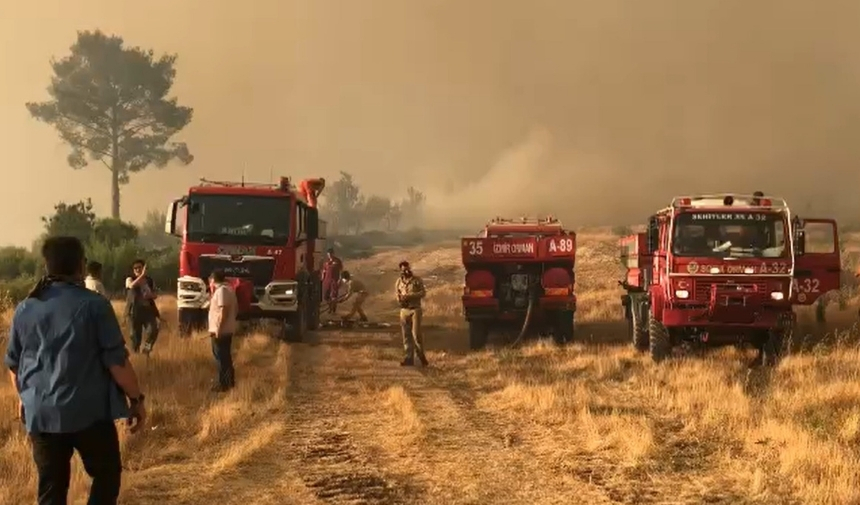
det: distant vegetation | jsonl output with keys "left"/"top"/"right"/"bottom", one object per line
{"left": 0, "top": 201, "right": 179, "bottom": 310}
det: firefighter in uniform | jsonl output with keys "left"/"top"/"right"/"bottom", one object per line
{"left": 395, "top": 261, "right": 428, "bottom": 366}
{"left": 322, "top": 248, "right": 343, "bottom": 314}
{"left": 338, "top": 271, "right": 369, "bottom": 322}
{"left": 299, "top": 178, "right": 325, "bottom": 208}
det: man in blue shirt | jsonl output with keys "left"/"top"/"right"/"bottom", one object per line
{"left": 4, "top": 236, "right": 147, "bottom": 505}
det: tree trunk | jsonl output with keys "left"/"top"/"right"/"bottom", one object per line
{"left": 111, "top": 164, "right": 120, "bottom": 219}
{"left": 110, "top": 108, "right": 121, "bottom": 219}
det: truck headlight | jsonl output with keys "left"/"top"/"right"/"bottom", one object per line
{"left": 675, "top": 289, "right": 689, "bottom": 299}
{"left": 770, "top": 292, "right": 784, "bottom": 301}
{"left": 179, "top": 281, "right": 204, "bottom": 292}
{"left": 269, "top": 286, "right": 295, "bottom": 296}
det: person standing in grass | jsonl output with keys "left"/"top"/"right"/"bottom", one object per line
{"left": 395, "top": 260, "right": 429, "bottom": 367}
{"left": 208, "top": 269, "right": 239, "bottom": 392}
{"left": 321, "top": 248, "right": 344, "bottom": 314}
{"left": 125, "top": 259, "right": 160, "bottom": 355}
{"left": 4, "top": 236, "right": 147, "bottom": 505}
{"left": 84, "top": 260, "right": 108, "bottom": 297}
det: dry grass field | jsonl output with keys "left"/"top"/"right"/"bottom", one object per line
{"left": 3, "top": 229, "right": 860, "bottom": 505}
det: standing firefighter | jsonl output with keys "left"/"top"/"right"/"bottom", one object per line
{"left": 322, "top": 248, "right": 343, "bottom": 314}
{"left": 395, "top": 261, "right": 429, "bottom": 367}
{"left": 125, "top": 259, "right": 160, "bottom": 354}
{"left": 299, "top": 177, "right": 325, "bottom": 208}
{"left": 339, "top": 271, "right": 369, "bottom": 322}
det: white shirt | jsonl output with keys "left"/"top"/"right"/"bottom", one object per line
{"left": 85, "top": 276, "right": 107, "bottom": 297}
{"left": 208, "top": 284, "right": 239, "bottom": 336}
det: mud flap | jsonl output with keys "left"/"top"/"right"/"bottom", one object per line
{"left": 793, "top": 218, "right": 841, "bottom": 305}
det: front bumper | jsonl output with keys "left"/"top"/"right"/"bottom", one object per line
{"left": 176, "top": 276, "right": 301, "bottom": 314}
{"left": 662, "top": 304, "right": 790, "bottom": 329}
{"left": 462, "top": 295, "right": 576, "bottom": 320}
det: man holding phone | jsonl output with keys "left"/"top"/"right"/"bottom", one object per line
{"left": 4, "top": 236, "right": 146, "bottom": 505}
{"left": 125, "top": 258, "right": 160, "bottom": 354}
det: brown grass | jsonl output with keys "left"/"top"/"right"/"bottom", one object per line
{"left": 3, "top": 231, "right": 860, "bottom": 504}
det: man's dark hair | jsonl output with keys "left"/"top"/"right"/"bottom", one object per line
{"left": 399, "top": 261, "right": 410, "bottom": 269}
{"left": 86, "top": 260, "right": 103, "bottom": 277}
{"left": 132, "top": 259, "right": 146, "bottom": 269}
{"left": 210, "top": 269, "right": 226, "bottom": 283}
{"left": 327, "top": 247, "right": 335, "bottom": 254}
{"left": 41, "top": 236, "right": 85, "bottom": 277}
{"left": 341, "top": 270, "right": 351, "bottom": 280}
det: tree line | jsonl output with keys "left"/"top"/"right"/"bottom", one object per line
{"left": 320, "top": 171, "right": 426, "bottom": 235}
{"left": 0, "top": 201, "right": 179, "bottom": 310}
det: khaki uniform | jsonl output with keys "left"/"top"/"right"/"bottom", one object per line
{"left": 395, "top": 275, "right": 427, "bottom": 359}
{"left": 341, "top": 278, "right": 369, "bottom": 321}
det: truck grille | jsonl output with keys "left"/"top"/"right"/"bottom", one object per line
{"left": 198, "top": 255, "right": 276, "bottom": 288}
{"left": 694, "top": 279, "right": 769, "bottom": 302}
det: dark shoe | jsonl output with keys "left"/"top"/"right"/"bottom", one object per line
{"left": 400, "top": 358, "right": 414, "bottom": 367}
{"left": 359, "top": 315, "right": 369, "bottom": 322}
{"left": 417, "top": 352, "right": 429, "bottom": 367}
{"left": 211, "top": 382, "right": 230, "bottom": 393}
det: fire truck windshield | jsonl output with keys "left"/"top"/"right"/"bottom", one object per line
{"left": 186, "top": 194, "right": 291, "bottom": 245}
{"left": 672, "top": 211, "right": 788, "bottom": 259}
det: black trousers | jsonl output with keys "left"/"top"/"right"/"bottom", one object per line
{"left": 29, "top": 420, "right": 122, "bottom": 505}
{"left": 128, "top": 313, "right": 159, "bottom": 353}
{"left": 210, "top": 333, "right": 235, "bottom": 387}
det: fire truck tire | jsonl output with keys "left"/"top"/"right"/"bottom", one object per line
{"left": 308, "top": 278, "right": 321, "bottom": 331}
{"left": 648, "top": 317, "right": 671, "bottom": 363}
{"left": 282, "top": 305, "right": 308, "bottom": 343}
{"left": 631, "top": 307, "right": 649, "bottom": 352}
{"left": 552, "top": 310, "right": 575, "bottom": 345}
{"left": 178, "top": 308, "right": 205, "bottom": 338}
{"left": 469, "top": 320, "right": 489, "bottom": 350}
{"left": 761, "top": 316, "right": 792, "bottom": 367}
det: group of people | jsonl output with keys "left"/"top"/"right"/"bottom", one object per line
{"left": 4, "top": 236, "right": 241, "bottom": 504}
{"left": 3, "top": 239, "right": 428, "bottom": 504}
{"left": 321, "top": 248, "right": 429, "bottom": 366}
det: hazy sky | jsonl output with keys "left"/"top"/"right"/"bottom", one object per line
{"left": 3, "top": 0, "right": 860, "bottom": 246}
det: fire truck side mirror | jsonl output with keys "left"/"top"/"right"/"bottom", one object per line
{"left": 165, "top": 199, "right": 179, "bottom": 236}
{"left": 306, "top": 207, "right": 319, "bottom": 240}
{"left": 795, "top": 229, "right": 806, "bottom": 256}
{"left": 646, "top": 216, "right": 659, "bottom": 253}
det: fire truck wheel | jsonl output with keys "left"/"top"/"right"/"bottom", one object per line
{"left": 552, "top": 310, "right": 575, "bottom": 346}
{"left": 178, "top": 308, "right": 204, "bottom": 338}
{"left": 469, "top": 320, "right": 489, "bottom": 350}
{"left": 631, "top": 307, "right": 649, "bottom": 352}
{"left": 648, "top": 317, "right": 671, "bottom": 363}
{"left": 282, "top": 309, "right": 307, "bottom": 343}
{"left": 761, "top": 319, "right": 792, "bottom": 367}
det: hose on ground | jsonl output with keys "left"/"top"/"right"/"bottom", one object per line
{"left": 508, "top": 291, "right": 536, "bottom": 348}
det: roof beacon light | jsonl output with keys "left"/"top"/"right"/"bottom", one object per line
{"left": 723, "top": 195, "right": 734, "bottom": 206}
{"left": 678, "top": 198, "right": 691, "bottom": 206}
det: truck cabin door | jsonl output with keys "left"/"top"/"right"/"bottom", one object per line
{"left": 792, "top": 218, "right": 841, "bottom": 305}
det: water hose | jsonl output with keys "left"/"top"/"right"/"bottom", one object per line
{"left": 509, "top": 287, "right": 538, "bottom": 348}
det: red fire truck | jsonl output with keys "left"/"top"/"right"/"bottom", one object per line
{"left": 164, "top": 176, "right": 327, "bottom": 341}
{"left": 619, "top": 193, "right": 841, "bottom": 365}
{"left": 461, "top": 217, "right": 576, "bottom": 350}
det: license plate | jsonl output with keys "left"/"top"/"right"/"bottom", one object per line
{"left": 511, "top": 274, "right": 529, "bottom": 291}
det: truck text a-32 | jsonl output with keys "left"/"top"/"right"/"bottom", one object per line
{"left": 619, "top": 192, "right": 841, "bottom": 366}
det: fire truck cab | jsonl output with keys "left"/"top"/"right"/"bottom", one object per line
{"left": 164, "top": 176, "right": 327, "bottom": 341}
{"left": 461, "top": 216, "right": 576, "bottom": 350}
{"left": 620, "top": 193, "right": 840, "bottom": 365}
